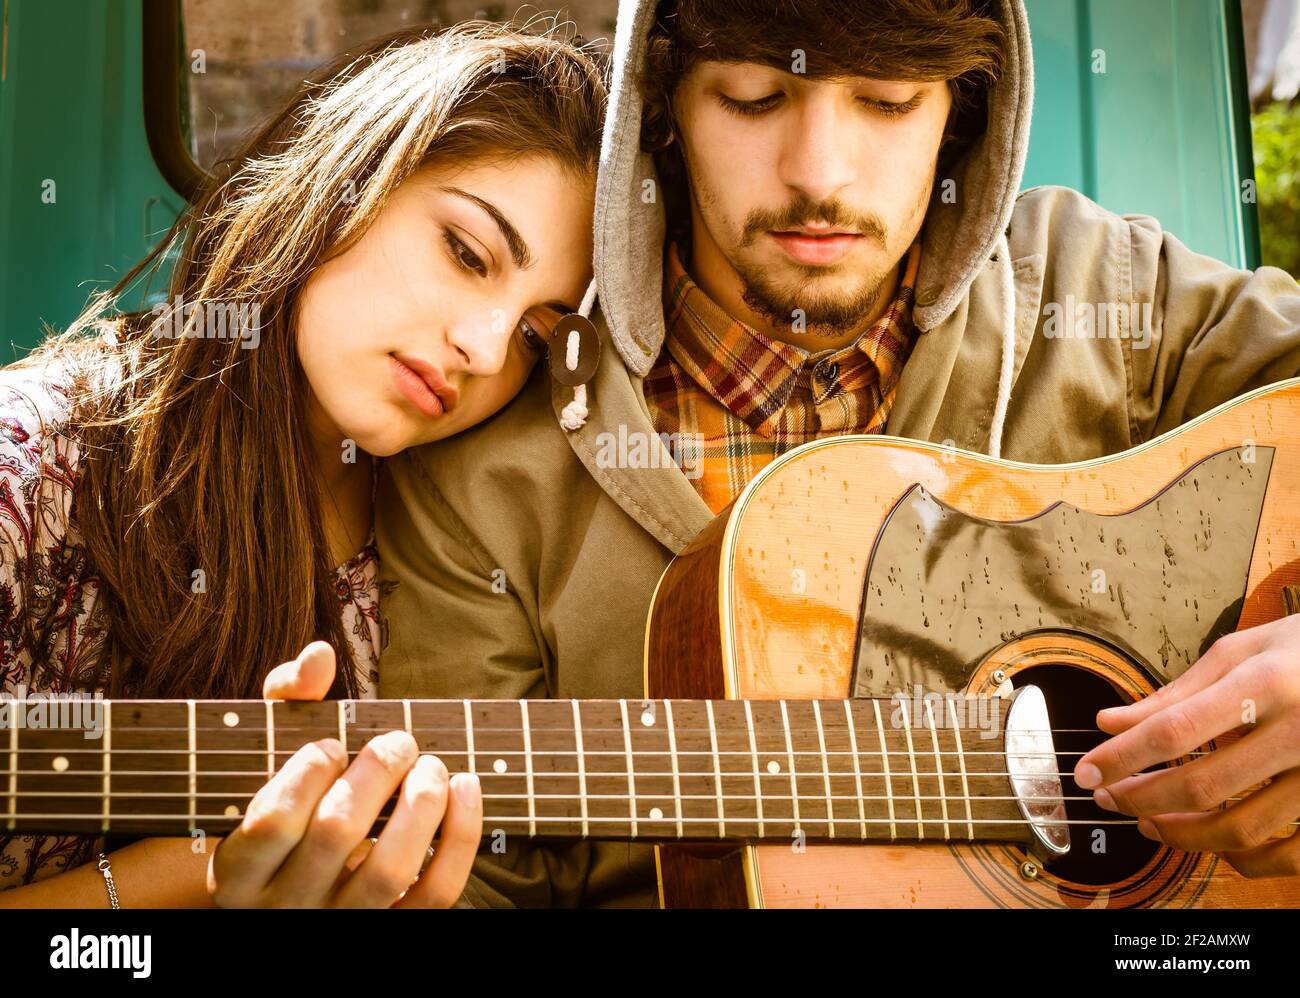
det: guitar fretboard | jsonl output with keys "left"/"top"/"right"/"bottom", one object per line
{"left": 1, "top": 697, "right": 1031, "bottom": 844}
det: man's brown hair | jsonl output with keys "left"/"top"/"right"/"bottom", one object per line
{"left": 639, "top": 0, "right": 1008, "bottom": 241}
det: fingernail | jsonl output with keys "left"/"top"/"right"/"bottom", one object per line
{"left": 317, "top": 738, "right": 348, "bottom": 768}
{"left": 416, "top": 753, "right": 447, "bottom": 784}
{"left": 1075, "top": 762, "right": 1102, "bottom": 789}
{"left": 452, "top": 772, "right": 481, "bottom": 807}
{"left": 343, "top": 837, "right": 374, "bottom": 872}
{"left": 1093, "top": 788, "right": 1117, "bottom": 812}
{"left": 1137, "top": 818, "right": 1162, "bottom": 842}
{"left": 373, "top": 730, "right": 418, "bottom": 766}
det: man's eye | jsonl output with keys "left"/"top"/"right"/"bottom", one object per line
{"left": 717, "top": 92, "right": 783, "bottom": 117}
{"left": 859, "top": 95, "right": 924, "bottom": 118}
{"left": 443, "top": 229, "right": 488, "bottom": 277}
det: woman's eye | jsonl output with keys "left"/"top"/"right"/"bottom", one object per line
{"left": 443, "top": 228, "right": 488, "bottom": 277}
{"left": 518, "top": 317, "right": 547, "bottom": 354}
{"left": 717, "top": 92, "right": 783, "bottom": 117}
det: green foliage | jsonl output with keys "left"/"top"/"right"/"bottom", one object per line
{"left": 1252, "top": 102, "right": 1300, "bottom": 278}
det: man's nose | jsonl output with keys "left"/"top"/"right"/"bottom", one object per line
{"left": 777, "top": 97, "right": 858, "bottom": 202}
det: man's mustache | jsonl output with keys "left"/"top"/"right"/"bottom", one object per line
{"left": 741, "top": 201, "right": 888, "bottom": 248}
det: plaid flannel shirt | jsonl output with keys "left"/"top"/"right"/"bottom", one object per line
{"left": 644, "top": 238, "right": 923, "bottom": 513}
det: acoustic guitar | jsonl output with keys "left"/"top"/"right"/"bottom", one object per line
{"left": 6, "top": 380, "right": 1300, "bottom": 908}
{"left": 645, "top": 376, "right": 1300, "bottom": 908}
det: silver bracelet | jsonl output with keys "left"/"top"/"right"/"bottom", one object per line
{"left": 95, "top": 852, "right": 121, "bottom": 908}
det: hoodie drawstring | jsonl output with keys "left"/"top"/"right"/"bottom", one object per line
{"left": 559, "top": 275, "right": 601, "bottom": 431}
{"left": 987, "top": 231, "right": 1016, "bottom": 460}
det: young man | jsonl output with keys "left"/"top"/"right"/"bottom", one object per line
{"left": 377, "top": 0, "right": 1300, "bottom": 906}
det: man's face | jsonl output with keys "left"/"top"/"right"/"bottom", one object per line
{"left": 670, "top": 61, "right": 952, "bottom": 339}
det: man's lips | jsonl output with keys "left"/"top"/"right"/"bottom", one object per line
{"left": 389, "top": 353, "right": 459, "bottom": 418}
{"left": 769, "top": 229, "right": 864, "bottom": 266}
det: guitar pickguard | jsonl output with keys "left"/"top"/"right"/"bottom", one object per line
{"left": 851, "top": 446, "right": 1274, "bottom": 698}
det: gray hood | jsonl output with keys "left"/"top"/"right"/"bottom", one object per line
{"left": 591, "top": 0, "right": 1035, "bottom": 382}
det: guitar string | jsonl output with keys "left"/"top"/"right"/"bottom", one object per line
{"left": 0, "top": 746, "right": 1229, "bottom": 760}
{"left": 3, "top": 811, "right": 1295, "bottom": 831}
{"left": 0, "top": 787, "right": 1278, "bottom": 807}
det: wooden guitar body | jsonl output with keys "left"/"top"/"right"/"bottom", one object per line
{"left": 646, "top": 378, "right": 1300, "bottom": 908}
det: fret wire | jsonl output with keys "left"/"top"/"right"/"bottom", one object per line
{"left": 265, "top": 700, "right": 275, "bottom": 781}
{"left": 813, "top": 700, "right": 833, "bottom": 840}
{"left": 403, "top": 700, "right": 413, "bottom": 742}
{"left": 336, "top": 700, "right": 347, "bottom": 753}
{"left": 520, "top": 700, "right": 536, "bottom": 838}
{"left": 779, "top": 700, "right": 801, "bottom": 841}
{"left": 619, "top": 700, "right": 636, "bottom": 839}
{"left": 948, "top": 698, "right": 975, "bottom": 840}
{"left": 925, "top": 700, "right": 949, "bottom": 840}
{"left": 844, "top": 699, "right": 866, "bottom": 841}
{"left": 664, "top": 699, "right": 683, "bottom": 839}
{"left": 6, "top": 711, "right": 15, "bottom": 831}
{"left": 744, "top": 700, "right": 763, "bottom": 839}
{"left": 187, "top": 699, "right": 197, "bottom": 835}
{"left": 462, "top": 700, "right": 476, "bottom": 777}
{"left": 705, "top": 700, "right": 724, "bottom": 839}
{"left": 571, "top": 700, "right": 588, "bottom": 838}
{"left": 900, "top": 703, "right": 922, "bottom": 839}
{"left": 873, "top": 699, "right": 896, "bottom": 841}
{"left": 102, "top": 700, "right": 112, "bottom": 834}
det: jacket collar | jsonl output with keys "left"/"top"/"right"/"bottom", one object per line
{"left": 552, "top": 304, "right": 714, "bottom": 554}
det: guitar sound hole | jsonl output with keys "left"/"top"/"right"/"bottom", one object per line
{"left": 1010, "top": 664, "right": 1160, "bottom": 886}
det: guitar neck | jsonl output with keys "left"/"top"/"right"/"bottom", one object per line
{"left": 1, "top": 696, "right": 1034, "bottom": 845}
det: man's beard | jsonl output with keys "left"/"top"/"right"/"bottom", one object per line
{"left": 736, "top": 260, "right": 893, "bottom": 337}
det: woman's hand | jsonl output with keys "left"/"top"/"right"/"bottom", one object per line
{"left": 208, "top": 641, "right": 483, "bottom": 907}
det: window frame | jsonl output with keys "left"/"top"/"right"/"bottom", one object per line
{"left": 142, "top": 0, "right": 205, "bottom": 201}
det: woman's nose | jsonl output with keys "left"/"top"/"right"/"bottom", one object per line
{"left": 445, "top": 310, "right": 514, "bottom": 376}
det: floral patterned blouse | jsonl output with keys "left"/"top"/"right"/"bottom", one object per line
{"left": 0, "top": 363, "right": 381, "bottom": 893}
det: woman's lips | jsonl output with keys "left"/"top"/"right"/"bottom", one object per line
{"left": 389, "top": 354, "right": 445, "bottom": 419}
{"left": 769, "top": 230, "right": 863, "bottom": 266}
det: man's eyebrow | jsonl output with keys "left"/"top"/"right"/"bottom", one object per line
{"left": 438, "top": 185, "right": 534, "bottom": 270}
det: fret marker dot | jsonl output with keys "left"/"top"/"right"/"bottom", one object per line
{"left": 52, "top": 755, "right": 69, "bottom": 772}
{"left": 640, "top": 710, "right": 655, "bottom": 727}
{"left": 767, "top": 760, "right": 781, "bottom": 775}
{"left": 493, "top": 758, "right": 508, "bottom": 774}
{"left": 224, "top": 805, "right": 240, "bottom": 818}
{"left": 222, "top": 711, "right": 240, "bottom": 727}
{"left": 649, "top": 807, "right": 664, "bottom": 821}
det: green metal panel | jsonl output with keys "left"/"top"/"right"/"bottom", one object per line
{"left": 1023, "top": 0, "right": 1260, "bottom": 268}
{"left": 0, "top": 0, "right": 1265, "bottom": 358}
{"left": 0, "top": 0, "right": 184, "bottom": 361}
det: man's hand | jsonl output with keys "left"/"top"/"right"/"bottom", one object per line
{"left": 1073, "top": 615, "right": 1300, "bottom": 878}
{"left": 207, "top": 641, "right": 483, "bottom": 907}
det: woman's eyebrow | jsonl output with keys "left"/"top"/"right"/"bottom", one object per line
{"left": 437, "top": 186, "right": 535, "bottom": 271}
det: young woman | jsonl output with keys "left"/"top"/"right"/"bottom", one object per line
{"left": 0, "top": 19, "right": 605, "bottom": 907}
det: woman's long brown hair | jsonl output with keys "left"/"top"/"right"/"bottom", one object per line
{"left": 13, "top": 18, "right": 607, "bottom": 700}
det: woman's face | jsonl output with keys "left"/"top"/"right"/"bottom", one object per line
{"left": 296, "top": 155, "right": 596, "bottom": 457}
